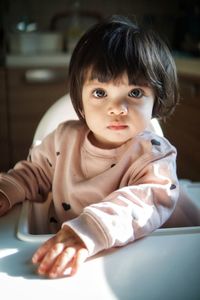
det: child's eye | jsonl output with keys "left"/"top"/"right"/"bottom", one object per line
{"left": 92, "top": 89, "right": 107, "bottom": 98}
{"left": 129, "top": 88, "right": 143, "bottom": 98}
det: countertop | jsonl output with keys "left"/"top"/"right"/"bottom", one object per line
{"left": 6, "top": 53, "right": 71, "bottom": 67}
{"left": 0, "top": 200, "right": 200, "bottom": 300}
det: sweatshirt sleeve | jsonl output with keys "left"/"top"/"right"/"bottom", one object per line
{"left": 0, "top": 129, "right": 57, "bottom": 208}
{"left": 65, "top": 136, "right": 179, "bottom": 256}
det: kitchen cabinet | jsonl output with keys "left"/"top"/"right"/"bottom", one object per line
{"left": 5, "top": 66, "right": 68, "bottom": 168}
{"left": 0, "top": 68, "right": 10, "bottom": 171}
{"left": 161, "top": 73, "right": 200, "bottom": 181}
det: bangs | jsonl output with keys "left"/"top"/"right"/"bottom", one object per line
{"left": 85, "top": 63, "right": 150, "bottom": 87}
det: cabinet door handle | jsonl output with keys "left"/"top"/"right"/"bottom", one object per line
{"left": 24, "top": 69, "right": 67, "bottom": 83}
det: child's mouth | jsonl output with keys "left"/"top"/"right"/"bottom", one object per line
{"left": 107, "top": 124, "right": 128, "bottom": 130}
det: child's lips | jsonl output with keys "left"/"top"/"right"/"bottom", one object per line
{"left": 107, "top": 124, "right": 128, "bottom": 130}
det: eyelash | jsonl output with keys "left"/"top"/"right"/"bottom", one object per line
{"left": 92, "top": 89, "right": 107, "bottom": 98}
{"left": 92, "top": 88, "right": 144, "bottom": 99}
{"left": 128, "top": 88, "right": 144, "bottom": 98}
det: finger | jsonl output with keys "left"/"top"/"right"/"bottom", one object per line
{"left": 49, "top": 247, "right": 76, "bottom": 278}
{"left": 70, "top": 248, "right": 89, "bottom": 276}
{"left": 32, "top": 228, "right": 79, "bottom": 266}
{"left": 32, "top": 235, "right": 59, "bottom": 264}
{"left": 37, "top": 243, "right": 65, "bottom": 276}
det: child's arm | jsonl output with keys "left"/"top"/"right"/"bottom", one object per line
{"left": 65, "top": 148, "right": 179, "bottom": 257}
{"left": 0, "top": 193, "right": 10, "bottom": 216}
{"left": 0, "top": 130, "right": 56, "bottom": 211}
{"left": 0, "top": 121, "right": 76, "bottom": 211}
{"left": 32, "top": 226, "right": 89, "bottom": 278}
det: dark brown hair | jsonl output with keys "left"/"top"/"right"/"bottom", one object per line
{"left": 68, "top": 15, "right": 179, "bottom": 120}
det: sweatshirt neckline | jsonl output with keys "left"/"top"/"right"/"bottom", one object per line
{"left": 83, "top": 130, "right": 132, "bottom": 158}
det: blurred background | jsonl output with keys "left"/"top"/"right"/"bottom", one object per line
{"left": 0, "top": 0, "right": 200, "bottom": 180}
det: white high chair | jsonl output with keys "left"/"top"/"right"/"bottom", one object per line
{"left": 33, "top": 94, "right": 78, "bottom": 146}
{"left": 33, "top": 94, "right": 163, "bottom": 146}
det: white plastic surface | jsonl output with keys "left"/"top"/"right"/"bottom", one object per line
{"left": 33, "top": 94, "right": 78, "bottom": 145}
{"left": 1, "top": 192, "right": 199, "bottom": 300}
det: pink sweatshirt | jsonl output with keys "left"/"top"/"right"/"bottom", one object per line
{"left": 0, "top": 120, "right": 179, "bottom": 256}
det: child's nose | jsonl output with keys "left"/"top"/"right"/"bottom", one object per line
{"left": 108, "top": 102, "right": 128, "bottom": 116}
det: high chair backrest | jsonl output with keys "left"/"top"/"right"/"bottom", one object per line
{"left": 33, "top": 94, "right": 163, "bottom": 146}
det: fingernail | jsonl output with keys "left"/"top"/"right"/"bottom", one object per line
{"left": 32, "top": 257, "right": 36, "bottom": 263}
{"left": 38, "top": 268, "right": 46, "bottom": 275}
{"left": 63, "top": 267, "right": 72, "bottom": 276}
{"left": 32, "top": 255, "right": 37, "bottom": 264}
{"left": 49, "top": 272, "right": 56, "bottom": 278}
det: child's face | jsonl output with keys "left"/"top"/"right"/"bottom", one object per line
{"left": 82, "top": 73, "right": 154, "bottom": 149}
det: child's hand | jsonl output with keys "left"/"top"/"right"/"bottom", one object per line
{"left": 32, "top": 226, "right": 89, "bottom": 278}
{"left": 0, "top": 194, "right": 10, "bottom": 217}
